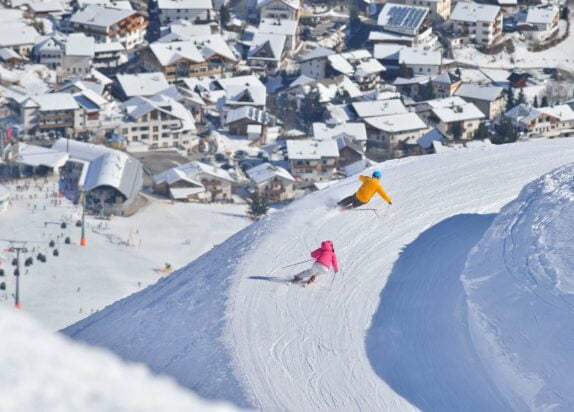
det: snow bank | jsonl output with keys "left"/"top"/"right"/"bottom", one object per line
{"left": 462, "top": 163, "right": 574, "bottom": 410}
{"left": 0, "top": 308, "right": 236, "bottom": 412}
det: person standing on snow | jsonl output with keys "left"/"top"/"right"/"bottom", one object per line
{"left": 292, "top": 240, "right": 339, "bottom": 287}
{"left": 337, "top": 171, "right": 392, "bottom": 209}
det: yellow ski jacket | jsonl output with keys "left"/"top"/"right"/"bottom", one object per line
{"left": 355, "top": 176, "right": 392, "bottom": 204}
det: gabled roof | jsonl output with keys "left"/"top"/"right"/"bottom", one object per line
{"left": 246, "top": 162, "right": 295, "bottom": 184}
{"left": 352, "top": 99, "right": 408, "bottom": 118}
{"left": 286, "top": 139, "right": 339, "bottom": 160}
{"left": 432, "top": 71, "right": 461, "bottom": 85}
{"left": 399, "top": 47, "right": 441, "bottom": 66}
{"left": 300, "top": 46, "right": 335, "bottom": 62}
{"left": 417, "top": 128, "right": 446, "bottom": 149}
{"left": 149, "top": 41, "right": 204, "bottom": 65}
{"left": 157, "top": 0, "right": 212, "bottom": 10}
{"left": 188, "top": 34, "right": 237, "bottom": 62}
{"left": 154, "top": 161, "right": 234, "bottom": 184}
{"left": 248, "top": 32, "right": 286, "bottom": 61}
{"left": 65, "top": 33, "right": 95, "bottom": 57}
{"left": 116, "top": 73, "right": 169, "bottom": 98}
{"left": 432, "top": 102, "right": 485, "bottom": 122}
{"left": 364, "top": 112, "right": 427, "bottom": 132}
{"left": 225, "top": 106, "right": 271, "bottom": 125}
{"left": 289, "top": 74, "right": 315, "bottom": 88}
{"left": 454, "top": 84, "right": 504, "bottom": 102}
{"left": 526, "top": 5, "right": 559, "bottom": 25}
{"left": 256, "top": 0, "right": 300, "bottom": 10}
{"left": 0, "top": 48, "right": 22, "bottom": 61}
{"left": 377, "top": 3, "right": 429, "bottom": 32}
{"left": 27, "top": 93, "right": 80, "bottom": 111}
{"left": 70, "top": 5, "right": 137, "bottom": 28}
{"left": 0, "top": 25, "right": 40, "bottom": 47}
{"left": 258, "top": 19, "right": 298, "bottom": 36}
{"left": 121, "top": 93, "right": 195, "bottom": 132}
{"left": 450, "top": 2, "right": 500, "bottom": 23}
{"left": 313, "top": 122, "right": 368, "bottom": 142}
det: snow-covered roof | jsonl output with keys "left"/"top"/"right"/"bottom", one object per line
{"left": 537, "top": 105, "right": 574, "bottom": 122}
{"left": 328, "top": 50, "right": 384, "bottom": 78}
{"left": 328, "top": 54, "right": 354, "bottom": 76}
{"left": 377, "top": 3, "right": 429, "bottom": 31}
{"left": 26, "top": 93, "right": 79, "bottom": 111}
{"left": 157, "top": 0, "right": 212, "bottom": 10}
{"left": 364, "top": 112, "right": 427, "bottom": 132}
{"left": 526, "top": 5, "right": 559, "bottom": 25}
{"left": 0, "top": 25, "right": 40, "bottom": 47}
{"left": 454, "top": 84, "right": 504, "bottom": 102}
{"left": 28, "top": 1, "right": 65, "bottom": 13}
{"left": 246, "top": 162, "right": 295, "bottom": 184}
{"left": 65, "top": 33, "right": 95, "bottom": 57}
{"left": 14, "top": 143, "right": 69, "bottom": 169}
{"left": 289, "top": 74, "right": 315, "bottom": 88}
{"left": 352, "top": 99, "right": 408, "bottom": 118}
{"left": 154, "top": 161, "right": 234, "bottom": 185}
{"left": 217, "top": 75, "right": 267, "bottom": 107}
{"left": 373, "top": 44, "right": 404, "bottom": 60}
{"left": 94, "top": 42, "right": 125, "bottom": 53}
{"left": 165, "top": 21, "right": 213, "bottom": 38}
{"left": 225, "top": 106, "right": 271, "bottom": 125}
{"left": 432, "top": 102, "right": 485, "bottom": 123}
{"left": 258, "top": 19, "right": 298, "bottom": 36}
{"left": 426, "top": 96, "right": 468, "bottom": 109}
{"left": 70, "top": 5, "right": 137, "bottom": 28}
{"left": 286, "top": 139, "right": 339, "bottom": 160}
{"left": 300, "top": 46, "right": 335, "bottom": 62}
{"left": 312, "top": 122, "right": 367, "bottom": 142}
{"left": 0, "top": 48, "right": 22, "bottom": 61}
{"left": 450, "top": 2, "right": 501, "bottom": 23}
{"left": 399, "top": 48, "right": 441, "bottom": 66}
{"left": 121, "top": 92, "right": 196, "bottom": 132}
{"left": 149, "top": 41, "right": 204, "bottom": 65}
{"left": 51, "top": 139, "right": 142, "bottom": 199}
{"left": 417, "top": 128, "right": 446, "bottom": 149}
{"left": 188, "top": 34, "right": 237, "bottom": 62}
{"left": 116, "top": 73, "right": 169, "bottom": 98}
{"left": 257, "top": 0, "right": 300, "bottom": 10}
{"left": 432, "top": 71, "right": 461, "bottom": 85}
{"left": 248, "top": 32, "right": 286, "bottom": 61}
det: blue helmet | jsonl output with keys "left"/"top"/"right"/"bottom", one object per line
{"left": 372, "top": 171, "right": 382, "bottom": 179}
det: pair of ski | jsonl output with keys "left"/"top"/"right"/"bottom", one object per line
{"left": 287, "top": 277, "right": 314, "bottom": 288}
{"left": 339, "top": 206, "right": 380, "bottom": 217}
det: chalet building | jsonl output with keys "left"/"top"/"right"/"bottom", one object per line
{"left": 454, "top": 84, "right": 506, "bottom": 119}
{"left": 119, "top": 91, "right": 197, "bottom": 152}
{"left": 426, "top": 97, "right": 485, "bottom": 139}
{"left": 225, "top": 106, "right": 272, "bottom": 136}
{"left": 256, "top": 0, "right": 301, "bottom": 21}
{"left": 70, "top": 5, "right": 147, "bottom": 50}
{"left": 431, "top": 71, "right": 462, "bottom": 98}
{"left": 364, "top": 112, "right": 428, "bottom": 150}
{"left": 517, "top": 105, "right": 574, "bottom": 138}
{"left": 299, "top": 47, "right": 335, "bottom": 80}
{"left": 157, "top": 0, "right": 214, "bottom": 26}
{"left": 153, "top": 161, "right": 235, "bottom": 202}
{"left": 140, "top": 36, "right": 236, "bottom": 82}
{"left": 246, "top": 162, "right": 296, "bottom": 202}
{"left": 286, "top": 139, "right": 339, "bottom": 182}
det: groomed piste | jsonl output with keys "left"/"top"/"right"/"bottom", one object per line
{"left": 64, "top": 138, "right": 574, "bottom": 411}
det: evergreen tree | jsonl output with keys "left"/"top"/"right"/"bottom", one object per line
{"left": 399, "top": 62, "right": 411, "bottom": 78}
{"left": 220, "top": 3, "right": 230, "bottom": 27}
{"left": 493, "top": 118, "right": 517, "bottom": 144}
{"left": 420, "top": 81, "right": 435, "bottom": 101}
{"left": 454, "top": 66, "right": 462, "bottom": 78}
{"left": 533, "top": 95, "right": 539, "bottom": 108}
{"left": 517, "top": 88, "right": 526, "bottom": 105}
{"left": 301, "top": 87, "right": 324, "bottom": 127}
{"left": 541, "top": 95, "right": 549, "bottom": 107}
{"left": 248, "top": 191, "right": 269, "bottom": 219}
{"left": 349, "top": 0, "right": 361, "bottom": 29}
{"left": 473, "top": 122, "right": 490, "bottom": 140}
{"left": 505, "top": 87, "right": 516, "bottom": 112}
{"left": 451, "top": 121, "right": 463, "bottom": 140}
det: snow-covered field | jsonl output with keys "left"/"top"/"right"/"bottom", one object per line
{"left": 0, "top": 308, "right": 236, "bottom": 412}
{"left": 63, "top": 138, "right": 574, "bottom": 410}
{"left": 0, "top": 179, "right": 250, "bottom": 330}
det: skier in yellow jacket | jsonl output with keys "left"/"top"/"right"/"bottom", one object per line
{"left": 337, "top": 171, "right": 392, "bottom": 209}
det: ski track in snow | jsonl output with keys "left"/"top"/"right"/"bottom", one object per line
{"left": 65, "top": 139, "right": 574, "bottom": 410}
{"left": 229, "top": 139, "right": 574, "bottom": 411}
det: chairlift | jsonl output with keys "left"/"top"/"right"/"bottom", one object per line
{"left": 0, "top": 269, "right": 4, "bottom": 277}
{"left": 49, "top": 240, "right": 55, "bottom": 248}
{"left": 61, "top": 222, "right": 67, "bottom": 229}
{"left": 53, "top": 249, "right": 59, "bottom": 257}
{"left": 24, "top": 257, "right": 33, "bottom": 267}
{"left": 0, "top": 282, "right": 5, "bottom": 291}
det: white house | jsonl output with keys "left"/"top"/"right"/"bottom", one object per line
{"left": 351, "top": 98, "right": 408, "bottom": 119}
{"left": 399, "top": 47, "right": 442, "bottom": 75}
{"left": 119, "top": 91, "right": 196, "bottom": 152}
{"left": 256, "top": 0, "right": 300, "bottom": 21}
{"left": 298, "top": 47, "right": 335, "bottom": 80}
{"left": 157, "top": 0, "right": 213, "bottom": 26}
{"left": 257, "top": 18, "right": 299, "bottom": 51}
{"left": 286, "top": 139, "right": 339, "bottom": 182}
{"left": 427, "top": 97, "right": 485, "bottom": 139}
{"left": 404, "top": 0, "right": 450, "bottom": 23}
{"left": 453, "top": 83, "right": 505, "bottom": 119}
{"left": 364, "top": 112, "right": 428, "bottom": 149}
{"left": 115, "top": 73, "right": 170, "bottom": 100}
{"left": 525, "top": 5, "right": 559, "bottom": 40}
{"left": 246, "top": 162, "right": 296, "bottom": 202}
{"left": 517, "top": 105, "right": 574, "bottom": 138}
{"left": 450, "top": 2, "right": 502, "bottom": 46}
{"left": 153, "top": 161, "right": 234, "bottom": 202}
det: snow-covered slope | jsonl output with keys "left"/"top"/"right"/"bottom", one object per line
{"left": 64, "top": 138, "right": 574, "bottom": 410}
{"left": 461, "top": 164, "right": 574, "bottom": 410}
{"left": 0, "top": 308, "right": 236, "bottom": 412}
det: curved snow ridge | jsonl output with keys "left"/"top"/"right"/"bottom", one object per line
{"left": 0, "top": 308, "right": 236, "bottom": 412}
{"left": 461, "top": 163, "right": 574, "bottom": 410}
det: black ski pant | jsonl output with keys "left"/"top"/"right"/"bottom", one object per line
{"left": 338, "top": 194, "right": 366, "bottom": 209}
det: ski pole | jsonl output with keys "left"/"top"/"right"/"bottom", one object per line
{"left": 329, "top": 270, "right": 337, "bottom": 291}
{"left": 281, "top": 259, "right": 314, "bottom": 269}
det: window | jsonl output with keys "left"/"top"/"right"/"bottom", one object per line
{"left": 153, "top": 126, "right": 158, "bottom": 132}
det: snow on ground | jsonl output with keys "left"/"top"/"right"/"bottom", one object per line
{"left": 0, "top": 178, "right": 249, "bottom": 330}
{"left": 461, "top": 164, "right": 574, "bottom": 410}
{"left": 0, "top": 308, "right": 236, "bottom": 412}
{"left": 0, "top": 65, "right": 55, "bottom": 95}
{"left": 63, "top": 137, "right": 574, "bottom": 410}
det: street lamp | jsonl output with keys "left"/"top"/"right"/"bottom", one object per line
{"left": 80, "top": 189, "right": 87, "bottom": 247}
{"left": 9, "top": 243, "right": 27, "bottom": 309}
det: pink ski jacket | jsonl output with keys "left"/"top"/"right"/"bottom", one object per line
{"left": 311, "top": 241, "right": 339, "bottom": 272}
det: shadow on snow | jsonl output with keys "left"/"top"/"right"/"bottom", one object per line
{"left": 366, "top": 214, "right": 510, "bottom": 411}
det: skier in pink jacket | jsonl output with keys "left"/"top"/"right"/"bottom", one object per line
{"left": 292, "top": 240, "right": 339, "bottom": 287}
